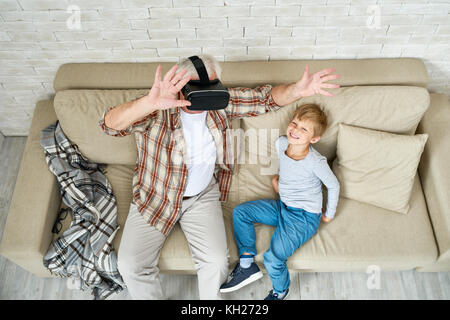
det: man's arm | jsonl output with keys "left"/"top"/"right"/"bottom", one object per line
{"left": 270, "top": 83, "right": 300, "bottom": 107}
{"left": 226, "top": 65, "right": 340, "bottom": 120}
{"left": 226, "top": 84, "right": 281, "bottom": 120}
{"left": 272, "top": 65, "right": 341, "bottom": 106}
{"left": 99, "top": 95, "right": 158, "bottom": 137}
{"left": 105, "top": 95, "right": 156, "bottom": 131}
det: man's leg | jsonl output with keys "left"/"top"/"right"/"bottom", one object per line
{"left": 178, "top": 177, "right": 229, "bottom": 300}
{"left": 117, "top": 201, "right": 166, "bottom": 300}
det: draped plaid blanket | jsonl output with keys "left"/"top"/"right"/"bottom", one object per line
{"left": 40, "top": 120, "right": 124, "bottom": 300}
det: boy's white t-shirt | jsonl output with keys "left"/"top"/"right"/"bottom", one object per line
{"left": 179, "top": 109, "right": 217, "bottom": 197}
{"left": 275, "top": 135, "right": 340, "bottom": 219}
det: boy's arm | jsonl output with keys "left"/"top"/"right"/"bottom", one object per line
{"left": 272, "top": 175, "right": 280, "bottom": 194}
{"left": 272, "top": 137, "right": 282, "bottom": 194}
{"left": 314, "top": 158, "right": 340, "bottom": 220}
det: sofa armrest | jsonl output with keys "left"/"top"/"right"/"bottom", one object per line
{"left": 0, "top": 100, "right": 61, "bottom": 277}
{"left": 416, "top": 93, "right": 450, "bottom": 272}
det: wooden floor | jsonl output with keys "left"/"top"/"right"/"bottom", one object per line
{"left": 0, "top": 136, "right": 449, "bottom": 300}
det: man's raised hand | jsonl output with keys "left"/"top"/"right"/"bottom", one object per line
{"left": 294, "top": 65, "right": 341, "bottom": 98}
{"left": 146, "top": 64, "right": 192, "bottom": 111}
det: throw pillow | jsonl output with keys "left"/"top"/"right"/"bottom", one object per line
{"left": 332, "top": 123, "right": 428, "bottom": 214}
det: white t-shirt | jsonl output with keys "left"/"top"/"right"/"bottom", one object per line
{"left": 179, "top": 109, "right": 217, "bottom": 197}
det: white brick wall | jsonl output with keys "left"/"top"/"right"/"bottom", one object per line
{"left": 0, "top": 0, "right": 449, "bottom": 135}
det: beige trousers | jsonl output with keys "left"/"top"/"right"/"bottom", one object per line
{"left": 117, "top": 176, "right": 229, "bottom": 300}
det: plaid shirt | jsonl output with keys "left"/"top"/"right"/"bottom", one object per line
{"left": 99, "top": 84, "right": 280, "bottom": 235}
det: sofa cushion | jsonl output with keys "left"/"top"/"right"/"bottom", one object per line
{"left": 332, "top": 123, "right": 428, "bottom": 214}
{"left": 52, "top": 164, "right": 436, "bottom": 273}
{"left": 223, "top": 174, "right": 437, "bottom": 271}
{"left": 54, "top": 89, "right": 148, "bottom": 165}
{"left": 241, "top": 85, "right": 430, "bottom": 163}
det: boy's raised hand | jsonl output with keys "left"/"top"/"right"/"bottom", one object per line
{"left": 294, "top": 65, "right": 341, "bottom": 98}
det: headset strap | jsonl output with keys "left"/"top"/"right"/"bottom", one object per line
{"left": 188, "top": 55, "right": 210, "bottom": 86}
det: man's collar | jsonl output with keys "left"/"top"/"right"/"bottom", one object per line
{"left": 170, "top": 107, "right": 214, "bottom": 129}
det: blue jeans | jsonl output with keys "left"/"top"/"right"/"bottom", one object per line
{"left": 233, "top": 198, "right": 321, "bottom": 293}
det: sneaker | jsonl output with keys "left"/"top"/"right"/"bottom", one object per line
{"left": 264, "top": 288, "right": 289, "bottom": 300}
{"left": 219, "top": 262, "right": 263, "bottom": 293}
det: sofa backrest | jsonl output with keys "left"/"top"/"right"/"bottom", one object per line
{"left": 53, "top": 58, "right": 429, "bottom": 92}
{"left": 52, "top": 58, "right": 430, "bottom": 166}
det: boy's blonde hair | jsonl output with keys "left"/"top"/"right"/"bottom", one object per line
{"left": 292, "top": 104, "right": 328, "bottom": 137}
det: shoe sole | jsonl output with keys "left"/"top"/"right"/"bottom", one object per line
{"left": 220, "top": 271, "right": 263, "bottom": 293}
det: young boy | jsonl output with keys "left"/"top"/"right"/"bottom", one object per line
{"left": 220, "top": 103, "right": 340, "bottom": 300}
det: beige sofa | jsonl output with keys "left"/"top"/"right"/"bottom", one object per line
{"left": 1, "top": 58, "right": 449, "bottom": 279}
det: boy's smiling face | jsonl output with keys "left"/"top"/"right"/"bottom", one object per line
{"left": 286, "top": 117, "right": 321, "bottom": 146}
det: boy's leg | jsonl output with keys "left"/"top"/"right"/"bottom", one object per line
{"left": 219, "top": 199, "right": 280, "bottom": 293}
{"left": 232, "top": 199, "right": 281, "bottom": 257}
{"left": 263, "top": 204, "right": 321, "bottom": 295}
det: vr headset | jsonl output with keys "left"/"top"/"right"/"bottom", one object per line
{"left": 181, "top": 55, "right": 230, "bottom": 111}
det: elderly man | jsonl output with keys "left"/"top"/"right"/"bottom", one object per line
{"left": 99, "top": 55, "right": 340, "bottom": 300}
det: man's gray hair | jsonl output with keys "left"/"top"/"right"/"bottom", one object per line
{"left": 176, "top": 54, "right": 222, "bottom": 80}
